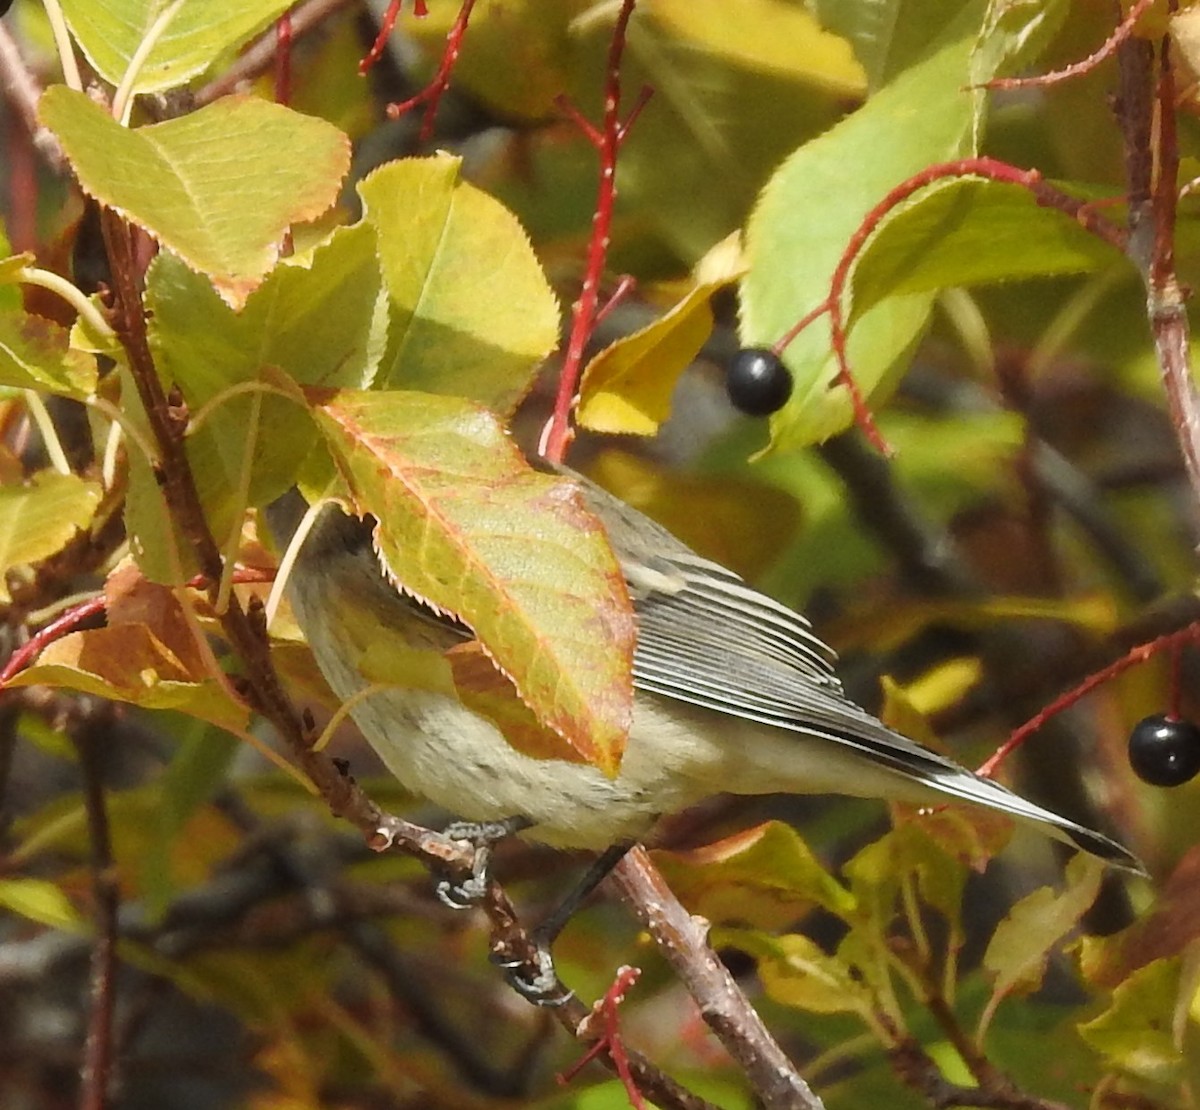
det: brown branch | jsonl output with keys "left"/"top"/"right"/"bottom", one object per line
{"left": 610, "top": 847, "right": 827, "bottom": 1110}
{"left": 72, "top": 705, "right": 121, "bottom": 1110}
{"left": 1113, "top": 24, "right": 1200, "bottom": 512}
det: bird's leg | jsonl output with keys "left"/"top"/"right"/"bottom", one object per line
{"left": 495, "top": 841, "right": 635, "bottom": 1006}
{"left": 435, "top": 816, "right": 533, "bottom": 908}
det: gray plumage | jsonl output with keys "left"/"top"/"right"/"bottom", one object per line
{"left": 269, "top": 474, "right": 1142, "bottom": 874}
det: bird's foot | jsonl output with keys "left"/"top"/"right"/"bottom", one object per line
{"left": 490, "top": 937, "right": 574, "bottom": 1007}
{"left": 435, "top": 816, "right": 531, "bottom": 909}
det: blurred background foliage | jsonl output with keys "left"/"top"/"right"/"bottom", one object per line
{"left": 1, "top": 0, "right": 1199, "bottom": 1107}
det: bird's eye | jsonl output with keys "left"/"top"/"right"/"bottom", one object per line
{"left": 727, "top": 348, "right": 793, "bottom": 416}
{"left": 1127, "top": 714, "right": 1200, "bottom": 787}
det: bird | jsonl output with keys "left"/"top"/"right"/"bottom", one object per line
{"left": 267, "top": 468, "right": 1142, "bottom": 878}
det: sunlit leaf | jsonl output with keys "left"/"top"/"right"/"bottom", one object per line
{"left": 358, "top": 155, "right": 560, "bottom": 414}
{"left": 146, "top": 223, "right": 383, "bottom": 517}
{"left": 578, "top": 235, "right": 744, "bottom": 436}
{"left": 968, "top": 0, "right": 1071, "bottom": 87}
{"left": 39, "top": 88, "right": 350, "bottom": 308}
{"left": 0, "top": 471, "right": 102, "bottom": 602}
{"left": 8, "top": 624, "right": 250, "bottom": 733}
{"left": 741, "top": 33, "right": 979, "bottom": 449}
{"left": 58, "top": 0, "right": 295, "bottom": 95}
{"left": 647, "top": 0, "right": 865, "bottom": 95}
{"left": 309, "top": 388, "right": 634, "bottom": 773}
{"left": 850, "top": 178, "right": 1123, "bottom": 317}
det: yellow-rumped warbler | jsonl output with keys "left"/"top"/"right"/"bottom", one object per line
{"left": 269, "top": 470, "right": 1140, "bottom": 874}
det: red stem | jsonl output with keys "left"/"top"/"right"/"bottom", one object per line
{"left": 977, "top": 624, "right": 1200, "bottom": 778}
{"left": 983, "top": 0, "right": 1156, "bottom": 91}
{"left": 359, "top": 0, "right": 403, "bottom": 75}
{"left": 384, "top": 0, "right": 474, "bottom": 142}
{"left": 274, "top": 12, "right": 292, "bottom": 105}
{"left": 775, "top": 156, "right": 1127, "bottom": 456}
{"left": 541, "top": 0, "right": 643, "bottom": 464}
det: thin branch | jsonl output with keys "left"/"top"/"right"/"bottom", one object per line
{"left": 610, "top": 847, "right": 827, "bottom": 1110}
{"left": 72, "top": 706, "right": 120, "bottom": 1110}
{"left": 983, "top": 0, "right": 1155, "bottom": 91}
{"left": 194, "top": 0, "right": 356, "bottom": 107}
{"left": 384, "top": 0, "right": 478, "bottom": 142}
{"left": 540, "top": 0, "right": 646, "bottom": 463}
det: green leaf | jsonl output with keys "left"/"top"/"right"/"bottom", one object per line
{"left": 654, "top": 821, "right": 857, "bottom": 929}
{"left": 359, "top": 155, "right": 560, "bottom": 414}
{"left": 740, "top": 31, "right": 980, "bottom": 449}
{"left": 0, "top": 472, "right": 102, "bottom": 602}
{"left": 309, "top": 388, "right": 635, "bottom": 773}
{"left": 982, "top": 854, "right": 1103, "bottom": 1025}
{"left": 717, "top": 926, "right": 877, "bottom": 1017}
{"left": 39, "top": 88, "right": 350, "bottom": 308}
{"left": 814, "top": 0, "right": 982, "bottom": 90}
{"left": 850, "top": 177, "right": 1124, "bottom": 315}
{"left": 58, "top": 0, "right": 295, "bottom": 95}
{"left": 0, "top": 877, "right": 85, "bottom": 931}
{"left": 646, "top": 0, "right": 865, "bottom": 96}
{"left": 146, "top": 223, "right": 384, "bottom": 517}
{"left": 1078, "top": 958, "right": 1186, "bottom": 1086}
{"left": 969, "top": 0, "right": 1071, "bottom": 87}
{"left": 0, "top": 311, "right": 97, "bottom": 397}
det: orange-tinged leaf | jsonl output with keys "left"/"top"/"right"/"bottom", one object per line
{"left": 654, "top": 821, "right": 855, "bottom": 928}
{"left": 308, "top": 388, "right": 634, "bottom": 773}
{"left": 105, "top": 560, "right": 207, "bottom": 675}
{"left": 446, "top": 642, "right": 585, "bottom": 763}
{"left": 9, "top": 625, "right": 250, "bottom": 733}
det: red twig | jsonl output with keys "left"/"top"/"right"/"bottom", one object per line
{"left": 383, "top": 0, "right": 472, "bottom": 142}
{"left": 983, "top": 0, "right": 1156, "bottom": 91}
{"left": 540, "top": 0, "right": 648, "bottom": 464}
{"left": 1169, "top": 640, "right": 1184, "bottom": 720}
{"left": 977, "top": 624, "right": 1200, "bottom": 779}
{"left": 0, "top": 595, "right": 107, "bottom": 687}
{"left": 775, "top": 157, "right": 1128, "bottom": 457}
{"left": 558, "top": 966, "right": 646, "bottom": 1109}
{"left": 360, "top": 0, "right": 406, "bottom": 74}
{"left": 0, "top": 568, "right": 277, "bottom": 689}
{"left": 593, "top": 274, "right": 638, "bottom": 328}
{"left": 274, "top": 11, "right": 292, "bottom": 105}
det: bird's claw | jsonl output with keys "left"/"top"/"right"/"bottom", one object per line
{"left": 490, "top": 943, "right": 574, "bottom": 1007}
{"left": 433, "top": 816, "right": 530, "bottom": 909}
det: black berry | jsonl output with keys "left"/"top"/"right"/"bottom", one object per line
{"left": 1127, "top": 714, "right": 1200, "bottom": 787}
{"left": 727, "top": 347, "right": 793, "bottom": 416}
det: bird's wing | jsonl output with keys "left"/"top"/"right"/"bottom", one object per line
{"left": 625, "top": 545, "right": 1143, "bottom": 873}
